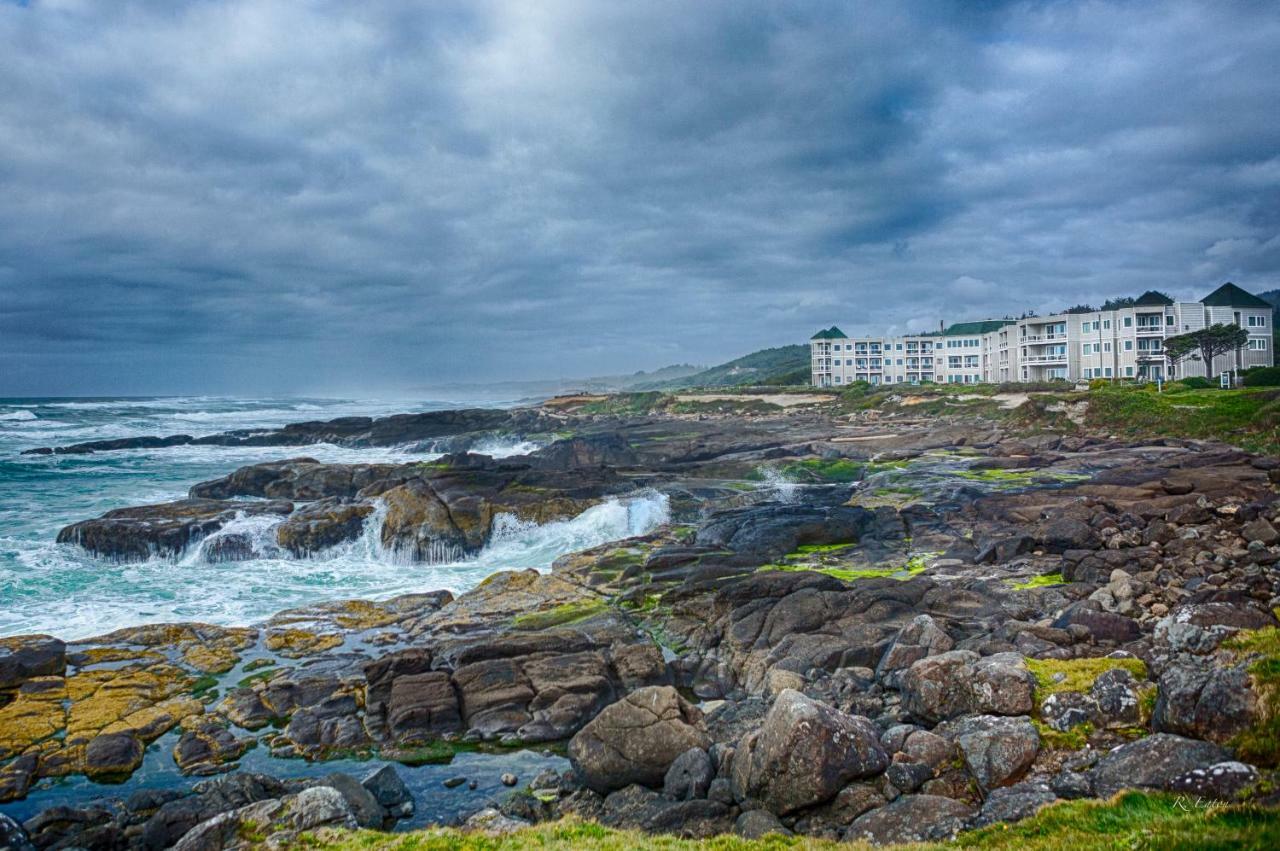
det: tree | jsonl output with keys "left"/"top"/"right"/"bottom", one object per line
{"left": 1099, "top": 296, "right": 1137, "bottom": 311}
{"left": 1163, "top": 323, "right": 1250, "bottom": 380}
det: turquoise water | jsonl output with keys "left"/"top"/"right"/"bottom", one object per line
{"left": 0, "top": 397, "right": 668, "bottom": 640}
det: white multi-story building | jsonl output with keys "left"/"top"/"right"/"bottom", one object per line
{"left": 811, "top": 283, "right": 1273, "bottom": 387}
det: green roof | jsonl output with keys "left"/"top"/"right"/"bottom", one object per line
{"left": 1200, "top": 282, "right": 1272, "bottom": 309}
{"left": 809, "top": 326, "right": 847, "bottom": 340}
{"left": 942, "top": 319, "right": 1013, "bottom": 336}
{"left": 1134, "top": 290, "right": 1174, "bottom": 306}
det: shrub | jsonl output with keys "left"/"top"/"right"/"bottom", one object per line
{"left": 1177, "top": 376, "right": 1215, "bottom": 389}
{"left": 1243, "top": 365, "right": 1280, "bottom": 387}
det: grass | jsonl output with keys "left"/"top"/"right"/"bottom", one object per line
{"left": 292, "top": 792, "right": 1280, "bottom": 850}
{"left": 1025, "top": 656, "right": 1151, "bottom": 750}
{"left": 1026, "top": 656, "right": 1149, "bottom": 699}
{"left": 511, "top": 599, "right": 608, "bottom": 630}
{"left": 1223, "top": 626, "right": 1280, "bottom": 767}
{"left": 1010, "top": 572, "right": 1065, "bottom": 590}
{"left": 1085, "top": 384, "right": 1280, "bottom": 455}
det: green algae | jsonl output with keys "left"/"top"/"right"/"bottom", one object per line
{"left": 1010, "top": 572, "right": 1065, "bottom": 590}
{"left": 512, "top": 599, "right": 608, "bottom": 630}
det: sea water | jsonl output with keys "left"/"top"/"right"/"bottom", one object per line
{"left": 0, "top": 397, "right": 669, "bottom": 640}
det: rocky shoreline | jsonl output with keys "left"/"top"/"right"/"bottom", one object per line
{"left": 3, "top": 392, "right": 1279, "bottom": 848}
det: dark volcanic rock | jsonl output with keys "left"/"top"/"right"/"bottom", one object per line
{"left": 695, "top": 502, "right": 891, "bottom": 562}
{"left": 275, "top": 498, "right": 375, "bottom": 555}
{"left": 1089, "top": 734, "right": 1230, "bottom": 798}
{"left": 57, "top": 498, "right": 293, "bottom": 561}
{"left": 0, "top": 634, "right": 66, "bottom": 691}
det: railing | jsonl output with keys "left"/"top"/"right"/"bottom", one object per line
{"left": 1021, "top": 354, "right": 1068, "bottom": 364}
{"left": 1135, "top": 326, "right": 1164, "bottom": 335}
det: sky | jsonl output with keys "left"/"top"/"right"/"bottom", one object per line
{"left": 1, "top": 0, "right": 1278, "bottom": 396}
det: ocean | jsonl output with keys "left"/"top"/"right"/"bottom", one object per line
{"left": 0, "top": 396, "right": 669, "bottom": 640}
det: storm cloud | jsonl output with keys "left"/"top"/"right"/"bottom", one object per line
{"left": 1, "top": 0, "right": 1277, "bottom": 394}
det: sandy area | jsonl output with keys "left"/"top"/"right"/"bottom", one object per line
{"left": 675, "top": 393, "right": 835, "bottom": 408}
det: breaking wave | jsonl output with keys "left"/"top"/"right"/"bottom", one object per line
{"left": 2, "top": 491, "right": 669, "bottom": 640}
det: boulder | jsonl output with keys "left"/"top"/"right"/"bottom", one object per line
{"left": 663, "top": 747, "right": 714, "bottom": 801}
{"left": 970, "top": 780, "right": 1057, "bottom": 828}
{"left": 361, "top": 765, "right": 414, "bottom": 818}
{"left": 1153, "top": 661, "right": 1257, "bottom": 745}
{"left": 935, "top": 715, "right": 1039, "bottom": 792}
{"left": 275, "top": 498, "right": 374, "bottom": 555}
{"left": 1089, "top": 734, "right": 1230, "bottom": 798}
{"left": 568, "top": 686, "right": 710, "bottom": 794}
{"left": 876, "top": 615, "right": 954, "bottom": 686}
{"left": 598, "top": 784, "right": 733, "bottom": 838}
{"left": 730, "top": 689, "right": 888, "bottom": 815}
{"left": 735, "top": 809, "right": 790, "bottom": 839}
{"left": 845, "top": 794, "right": 975, "bottom": 844}
{"left": 84, "top": 733, "right": 144, "bottom": 779}
{"left": 1167, "top": 761, "right": 1259, "bottom": 801}
{"left": 0, "top": 635, "right": 66, "bottom": 691}
{"left": 900, "top": 651, "right": 1035, "bottom": 723}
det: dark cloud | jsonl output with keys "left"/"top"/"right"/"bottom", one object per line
{"left": 0, "top": 0, "right": 1277, "bottom": 395}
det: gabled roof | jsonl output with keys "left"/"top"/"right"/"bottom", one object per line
{"left": 942, "top": 319, "right": 1013, "bottom": 336}
{"left": 810, "top": 326, "right": 847, "bottom": 340}
{"left": 1133, "top": 290, "right": 1174, "bottom": 306}
{"left": 1200, "top": 282, "right": 1272, "bottom": 309}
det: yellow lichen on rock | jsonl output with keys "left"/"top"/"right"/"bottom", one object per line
{"left": 0, "top": 677, "right": 66, "bottom": 758}
{"left": 64, "top": 664, "right": 195, "bottom": 742}
{"left": 183, "top": 643, "right": 240, "bottom": 674}
{"left": 265, "top": 629, "right": 345, "bottom": 658}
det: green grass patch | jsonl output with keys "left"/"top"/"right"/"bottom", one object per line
{"left": 1026, "top": 656, "right": 1149, "bottom": 700}
{"left": 1224, "top": 626, "right": 1280, "bottom": 767}
{"left": 1085, "top": 385, "right": 1280, "bottom": 455}
{"left": 293, "top": 791, "right": 1280, "bottom": 849}
{"left": 1032, "top": 718, "right": 1093, "bottom": 751}
{"left": 512, "top": 599, "right": 608, "bottom": 630}
{"left": 1010, "top": 572, "right": 1065, "bottom": 590}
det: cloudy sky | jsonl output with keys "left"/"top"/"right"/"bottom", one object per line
{"left": 1, "top": 0, "right": 1277, "bottom": 396}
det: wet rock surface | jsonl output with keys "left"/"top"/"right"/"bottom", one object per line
{"left": 6, "top": 398, "right": 1280, "bottom": 847}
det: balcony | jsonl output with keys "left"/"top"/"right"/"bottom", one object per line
{"left": 1022, "top": 354, "right": 1068, "bottom": 365}
{"left": 1135, "top": 326, "right": 1164, "bottom": 336}
{"left": 1023, "top": 333, "right": 1066, "bottom": 343}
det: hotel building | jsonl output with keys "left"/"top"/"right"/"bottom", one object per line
{"left": 811, "top": 283, "right": 1273, "bottom": 387}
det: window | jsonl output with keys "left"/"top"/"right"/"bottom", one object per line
{"left": 1124, "top": 317, "right": 1132, "bottom": 327}
{"left": 1249, "top": 315, "right": 1268, "bottom": 327}
{"left": 1104, "top": 367, "right": 1113, "bottom": 377}
{"left": 1166, "top": 315, "right": 1174, "bottom": 326}
{"left": 1124, "top": 340, "right": 1133, "bottom": 351}
{"left": 1084, "top": 368, "right": 1093, "bottom": 378}
{"left": 833, "top": 376, "right": 842, "bottom": 384}
{"left": 1081, "top": 322, "right": 1089, "bottom": 333}
{"left": 1125, "top": 366, "right": 1134, "bottom": 377}
{"left": 1249, "top": 338, "right": 1269, "bottom": 351}
{"left": 832, "top": 344, "right": 841, "bottom": 351}
{"left": 1104, "top": 342, "right": 1111, "bottom": 352}
{"left": 896, "top": 343, "right": 904, "bottom": 350}
{"left": 1103, "top": 320, "right": 1111, "bottom": 329}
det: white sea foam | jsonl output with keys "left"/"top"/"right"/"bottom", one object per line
{"left": 0, "top": 410, "right": 37, "bottom": 421}
{"left": 761, "top": 467, "right": 800, "bottom": 503}
{"left": 0, "top": 491, "right": 669, "bottom": 640}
